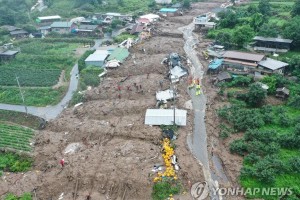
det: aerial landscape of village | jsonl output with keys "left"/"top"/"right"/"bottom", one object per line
{"left": 1, "top": 0, "right": 300, "bottom": 199}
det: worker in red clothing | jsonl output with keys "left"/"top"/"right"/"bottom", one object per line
{"left": 60, "top": 158, "right": 65, "bottom": 167}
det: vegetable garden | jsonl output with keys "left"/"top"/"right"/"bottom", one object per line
{"left": 0, "top": 40, "right": 80, "bottom": 105}
{"left": 0, "top": 68, "right": 61, "bottom": 87}
{"left": 0, "top": 123, "right": 34, "bottom": 152}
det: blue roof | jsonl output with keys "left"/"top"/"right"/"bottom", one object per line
{"left": 159, "top": 8, "right": 178, "bottom": 13}
{"left": 209, "top": 59, "right": 223, "bottom": 70}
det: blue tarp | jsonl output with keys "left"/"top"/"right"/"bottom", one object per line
{"left": 209, "top": 59, "right": 223, "bottom": 70}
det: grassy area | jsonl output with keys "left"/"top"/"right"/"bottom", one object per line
{"left": 4, "top": 193, "right": 32, "bottom": 200}
{"left": 0, "top": 123, "right": 34, "bottom": 152}
{"left": 152, "top": 179, "right": 181, "bottom": 200}
{"left": 0, "top": 152, "right": 33, "bottom": 172}
{"left": 0, "top": 110, "right": 40, "bottom": 129}
{"left": 0, "top": 86, "right": 67, "bottom": 106}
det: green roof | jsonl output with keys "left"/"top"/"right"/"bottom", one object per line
{"left": 107, "top": 48, "right": 129, "bottom": 62}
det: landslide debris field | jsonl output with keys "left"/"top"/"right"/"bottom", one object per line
{"left": 0, "top": 2, "right": 223, "bottom": 199}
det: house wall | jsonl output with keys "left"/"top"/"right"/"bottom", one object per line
{"left": 85, "top": 60, "right": 105, "bottom": 67}
{"left": 255, "top": 41, "right": 291, "bottom": 50}
{"left": 52, "top": 27, "right": 70, "bottom": 34}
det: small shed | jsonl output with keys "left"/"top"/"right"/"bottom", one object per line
{"left": 258, "top": 58, "right": 288, "bottom": 75}
{"left": 85, "top": 50, "right": 109, "bottom": 67}
{"left": 276, "top": 87, "right": 289, "bottom": 99}
{"left": 145, "top": 109, "right": 187, "bottom": 126}
{"left": 0, "top": 50, "right": 19, "bottom": 61}
{"left": 217, "top": 71, "right": 232, "bottom": 82}
{"left": 10, "top": 30, "right": 29, "bottom": 38}
{"left": 107, "top": 48, "right": 129, "bottom": 63}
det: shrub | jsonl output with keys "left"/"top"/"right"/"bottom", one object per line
{"left": 230, "top": 139, "right": 248, "bottom": 155}
{"left": 81, "top": 67, "right": 103, "bottom": 87}
{"left": 152, "top": 180, "right": 181, "bottom": 200}
{"left": 244, "top": 153, "right": 260, "bottom": 165}
{"left": 78, "top": 50, "right": 95, "bottom": 71}
{"left": 289, "top": 157, "right": 300, "bottom": 173}
{"left": 0, "top": 153, "right": 32, "bottom": 172}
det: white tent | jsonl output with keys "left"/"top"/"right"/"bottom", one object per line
{"left": 145, "top": 109, "right": 187, "bottom": 126}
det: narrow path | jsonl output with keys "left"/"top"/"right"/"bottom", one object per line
{"left": 179, "top": 23, "right": 223, "bottom": 199}
{"left": 0, "top": 64, "right": 79, "bottom": 120}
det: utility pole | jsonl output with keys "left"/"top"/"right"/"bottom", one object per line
{"left": 16, "top": 75, "right": 28, "bottom": 115}
{"left": 170, "top": 76, "right": 177, "bottom": 125}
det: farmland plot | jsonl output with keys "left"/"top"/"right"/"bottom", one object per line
{"left": 0, "top": 40, "right": 80, "bottom": 106}
{"left": 0, "top": 123, "right": 34, "bottom": 152}
{"left": 0, "top": 68, "right": 61, "bottom": 87}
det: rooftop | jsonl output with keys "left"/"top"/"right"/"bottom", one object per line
{"left": 107, "top": 48, "right": 129, "bottom": 63}
{"left": 38, "top": 15, "right": 61, "bottom": 20}
{"left": 159, "top": 8, "right": 178, "bottom": 13}
{"left": 130, "top": 24, "right": 144, "bottom": 34}
{"left": 10, "top": 30, "right": 28, "bottom": 35}
{"left": 258, "top": 58, "right": 289, "bottom": 70}
{"left": 85, "top": 50, "right": 109, "bottom": 62}
{"left": 209, "top": 59, "right": 223, "bottom": 70}
{"left": 253, "top": 36, "right": 293, "bottom": 44}
{"left": 223, "top": 51, "right": 265, "bottom": 62}
{"left": 0, "top": 50, "right": 19, "bottom": 56}
{"left": 78, "top": 25, "right": 98, "bottom": 30}
{"left": 145, "top": 109, "right": 187, "bottom": 126}
{"left": 217, "top": 71, "right": 231, "bottom": 81}
{"left": 1, "top": 25, "right": 21, "bottom": 32}
{"left": 51, "top": 22, "right": 73, "bottom": 28}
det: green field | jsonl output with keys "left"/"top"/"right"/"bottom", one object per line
{"left": 0, "top": 86, "right": 67, "bottom": 106}
{"left": 0, "top": 40, "right": 79, "bottom": 106}
{"left": 40, "top": 0, "right": 153, "bottom": 17}
{"left": 0, "top": 123, "right": 34, "bottom": 152}
{"left": 0, "top": 68, "right": 61, "bottom": 87}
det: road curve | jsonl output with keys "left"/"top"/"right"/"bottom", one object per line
{"left": 0, "top": 64, "right": 79, "bottom": 120}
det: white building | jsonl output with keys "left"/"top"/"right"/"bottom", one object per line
{"left": 85, "top": 50, "right": 109, "bottom": 67}
{"left": 145, "top": 109, "right": 187, "bottom": 126}
{"left": 155, "top": 0, "right": 172, "bottom": 4}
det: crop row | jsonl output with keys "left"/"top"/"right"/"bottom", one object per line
{"left": 0, "top": 123, "right": 34, "bottom": 152}
{"left": 0, "top": 68, "right": 61, "bottom": 87}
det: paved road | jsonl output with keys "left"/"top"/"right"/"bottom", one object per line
{"left": 179, "top": 23, "right": 220, "bottom": 199}
{"left": 0, "top": 64, "right": 79, "bottom": 120}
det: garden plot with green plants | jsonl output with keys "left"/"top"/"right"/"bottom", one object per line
{"left": 0, "top": 40, "right": 79, "bottom": 106}
{"left": 0, "top": 123, "right": 35, "bottom": 152}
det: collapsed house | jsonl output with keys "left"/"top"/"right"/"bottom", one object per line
{"left": 156, "top": 89, "right": 176, "bottom": 103}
